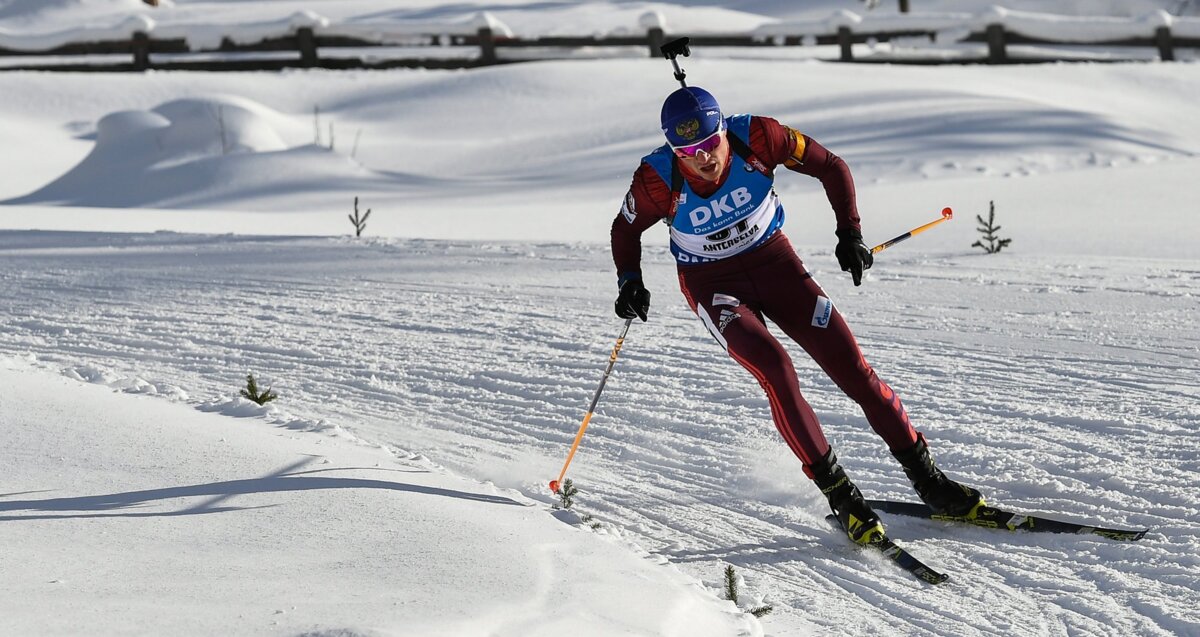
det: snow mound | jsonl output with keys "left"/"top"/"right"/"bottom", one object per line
{"left": 6, "top": 95, "right": 385, "bottom": 208}
{"left": 63, "top": 363, "right": 189, "bottom": 399}
{"left": 148, "top": 96, "right": 290, "bottom": 156}
{"left": 197, "top": 396, "right": 280, "bottom": 419}
{"left": 198, "top": 396, "right": 365, "bottom": 443}
{"left": 0, "top": 0, "right": 160, "bottom": 23}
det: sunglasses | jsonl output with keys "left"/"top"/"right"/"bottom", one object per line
{"left": 672, "top": 128, "right": 725, "bottom": 159}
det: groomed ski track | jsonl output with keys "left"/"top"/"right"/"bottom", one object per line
{"left": 1, "top": 229, "right": 1196, "bottom": 636}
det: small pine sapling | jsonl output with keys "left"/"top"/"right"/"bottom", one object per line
{"left": 723, "top": 565, "right": 739, "bottom": 604}
{"left": 240, "top": 373, "right": 278, "bottom": 405}
{"left": 972, "top": 200, "right": 1013, "bottom": 254}
{"left": 349, "top": 197, "right": 372, "bottom": 238}
{"left": 554, "top": 478, "right": 579, "bottom": 509}
{"left": 723, "top": 565, "right": 773, "bottom": 618}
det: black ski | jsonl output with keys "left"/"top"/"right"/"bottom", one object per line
{"left": 825, "top": 515, "right": 949, "bottom": 585}
{"left": 867, "top": 500, "right": 1148, "bottom": 541}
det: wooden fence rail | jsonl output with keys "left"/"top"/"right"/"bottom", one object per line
{"left": 0, "top": 19, "right": 1196, "bottom": 72}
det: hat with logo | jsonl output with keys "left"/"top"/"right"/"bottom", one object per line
{"left": 660, "top": 86, "right": 723, "bottom": 148}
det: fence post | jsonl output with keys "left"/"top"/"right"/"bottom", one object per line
{"left": 478, "top": 26, "right": 497, "bottom": 64}
{"left": 647, "top": 26, "right": 664, "bottom": 58}
{"left": 986, "top": 23, "right": 1007, "bottom": 63}
{"left": 297, "top": 27, "right": 318, "bottom": 67}
{"left": 132, "top": 31, "right": 151, "bottom": 70}
{"left": 899, "top": 0, "right": 910, "bottom": 12}
{"left": 837, "top": 26, "right": 853, "bottom": 62}
{"left": 1155, "top": 26, "right": 1175, "bottom": 61}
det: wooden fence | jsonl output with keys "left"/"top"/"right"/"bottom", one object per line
{"left": 0, "top": 12, "right": 1196, "bottom": 72}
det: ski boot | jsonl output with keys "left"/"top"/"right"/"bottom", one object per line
{"left": 810, "top": 449, "right": 885, "bottom": 546}
{"left": 893, "top": 433, "right": 985, "bottom": 518}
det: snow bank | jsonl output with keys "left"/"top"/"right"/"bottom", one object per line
{"left": 154, "top": 10, "right": 328, "bottom": 51}
{"left": 63, "top": 362, "right": 189, "bottom": 399}
{"left": 0, "top": 8, "right": 512, "bottom": 53}
{"left": 0, "top": 14, "right": 151, "bottom": 52}
{"left": 0, "top": 0, "right": 154, "bottom": 23}
{"left": 993, "top": 7, "right": 1169, "bottom": 41}
{"left": 322, "top": 11, "right": 513, "bottom": 44}
{"left": 0, "top": 357, "right": 760, "bottom": 636}
{"left": 753, "top": 7, "right": 1195, "bottom": 40}
{"left": 4, "top": 95, "right": 391, "bottom": 208}
{"left": 3, "top": 59, "right": 1197, "bottom": 215}
{"left": 3, "top": 3, "right": 1194, "bottom": 54}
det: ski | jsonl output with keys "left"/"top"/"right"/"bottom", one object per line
{"left": 825, "top": 515, "right": 949, "bottom": 585}
{"left": 867, "top": 500, "right": 1148, "bottom": 541}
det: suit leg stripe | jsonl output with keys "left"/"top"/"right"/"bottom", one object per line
{"left": 728, "top": 348, "right": 813, "bottom": 466}
{"left": 696, "top": 302, "right": 728, "bottom": 350}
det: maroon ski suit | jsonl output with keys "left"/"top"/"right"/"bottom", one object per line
{"left": 611, "top": 116, "right": 918, "bottom": 472}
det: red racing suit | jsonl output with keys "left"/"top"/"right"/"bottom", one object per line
{"left": 611, "top": 115, "right": 919, "bottom": 471}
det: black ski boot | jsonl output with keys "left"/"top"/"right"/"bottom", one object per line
{"left": 893, "top": 433, "right": 985, "bottom": 518}
{"left": 810, "top": 448, "right": 885, "bottom": 546}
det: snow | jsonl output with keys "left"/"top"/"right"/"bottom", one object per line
{"left": 1, "top": 0, "right": 1199, "bottom": 635}
{"left": 0, "top": 13, "right": 152, "bottom": 52}
{"left": 0, "top": 358, "right": 757, "bottom": 636}
{"left": 3, "top": 1, "right": 1199, "bottom": 55}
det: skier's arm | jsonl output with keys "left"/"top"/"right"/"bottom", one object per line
{"left": 611, "top": 163, "right": 671, "bottom": 288}
{"left": 752, "top": 117, "right": 861, "bottom": 233}
{"left": 753, "top": 117, "right": 871, "bottom": 285}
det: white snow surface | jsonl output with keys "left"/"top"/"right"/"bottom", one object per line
{"left": 2, "top": 0, "right": 1199, "bottom": 54}
{"left": 1, "top": 1, "right": 1199, "bottom": 636}
{"left": 0, "top": 357, "right": 757, "bottom": 636}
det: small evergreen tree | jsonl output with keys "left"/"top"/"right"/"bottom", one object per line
{"left": 723, "top": 565, "right": 739, "bottom": 604}
{"left": 240, "top": 373, "right": 278, "bottom": 405}
{"left": 972, "top": 200, "right": 1012, "bottom": 254}
{"left": 723, "top": 565, "right": 773, "bottom": 617}
{"left": 349, "top": 197, "right": 372, "bottom": 238}
{"left": 554, "top": 478, "right": 579, "bottom": 509}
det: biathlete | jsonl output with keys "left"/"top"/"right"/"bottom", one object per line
{"left": 610, "top": 86, "right": 984, "bottom": 545}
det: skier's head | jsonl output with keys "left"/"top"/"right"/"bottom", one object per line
{"left": 661, "top": 86, "right": 728, "bottom": 181}
{"left": 661, "top": 86, "right": 724, "bottom": 151}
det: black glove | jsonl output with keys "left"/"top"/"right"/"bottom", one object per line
{"left": 835, "top": 228, "right": 873, "bottom": 287}
{"left": 614, "top": 278, "right": 651, "bottom": 322}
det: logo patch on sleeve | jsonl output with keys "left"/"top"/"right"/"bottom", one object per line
{"left": 811, "top": 295, "right": 833, "bottom": 328}
{"left": 620, "top": 190, "right": 637, "bottom": 223}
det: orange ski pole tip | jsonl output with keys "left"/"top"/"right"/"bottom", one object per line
{"left": 941, "top": 207, "right": 953, "bottom": 219}
{"left": 548, "top": 480, "right": 560, "bottom": 493}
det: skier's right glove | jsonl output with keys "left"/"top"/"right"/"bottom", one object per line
{"left": 614, "top": 278, "right": 651, "bottom": 322}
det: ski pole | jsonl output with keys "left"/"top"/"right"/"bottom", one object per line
{"left": 549, "top": 317, "right": 634, "bottom": 493}
{"left": 660, "top": 37, "right": 691, "bottom": 88}
{"left": 871, "top": 207, "right": 954, "bottom": 255}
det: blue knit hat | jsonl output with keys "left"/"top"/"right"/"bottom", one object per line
{"left": 660, "top": 86, "right": 723, "bottom": 147}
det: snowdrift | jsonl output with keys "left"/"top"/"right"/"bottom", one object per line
{"left": 0, "top": 357, "right": 761, "bottom": 636}
{"left": 5, "top": 95, "right": 391, "bottom": 208}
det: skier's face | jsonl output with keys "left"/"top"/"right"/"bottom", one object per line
{"left": 677, "top": 131, "right": 729, "bottom": 183}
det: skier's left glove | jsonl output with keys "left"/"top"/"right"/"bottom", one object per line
{"left": 614, "top": 277, "right": 651, "bottom": 322}
{"left": 835, "top": 228, "right": 873, "bottom": 287}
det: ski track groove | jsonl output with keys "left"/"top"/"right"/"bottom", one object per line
{"left": 1, "top": 235, "right": 1197, "bottom": 635}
